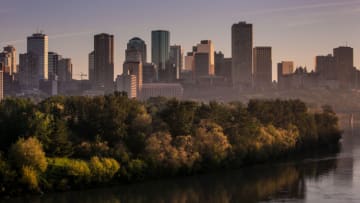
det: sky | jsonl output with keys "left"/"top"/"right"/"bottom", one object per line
{"left": 0, "top": 0, "right": 360, "bottom": 80}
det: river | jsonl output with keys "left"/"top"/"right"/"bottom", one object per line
{"left": 3, "top": 125, "right": 360, "bottom": 203}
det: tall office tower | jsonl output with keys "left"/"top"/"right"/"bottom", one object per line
{"left": 0, "top": 52, "right": 11, "bottom": 74}
{"left": 3, "top": 45, "right": 17, "bottom": 74}
{"left": 151, "top": 30, "right": 170, "bottom": 81}
{"left": 170, "top": 45, "right": 183, "bottom": 80}
{"left": 185, "top": 52, "right": 195, "bottom": 71}
{"left": 277, "top": 61, "right": 294, "bottom": 89}
{"left": 333, "top": 46, "right": 354, "bottom": 87}
{"left": 27, "top": 33, "right": 49, "bottom": 81}
{"left": 253, "top": 47, "right": 272, "bottom": 88}
{"left": 19, "top": 53, "right": 37, "bottom": 89}
{"left": 215, "top": 51, "right": 224, "bottom": 76}
{"left": 195, "top": 40, "right": 215, "bottom": 75}
{"left": 232, "top": 22, "right": 253, "bottom": 88}
{"left": 58, "top": 58, "right": 73, "bottom": 82}
{"left": 115, "top": 74, "right": 137, "bottom": 98}
{"left": 88, "top": 51, "right": 95, "bottom": 83}
{"left": 123, "top": 62, "right": 142, "bottom": 96}
{"left": 0, "top": 69, "right": 3, "bottom": 100}
{"left": 315, "top": 54, "right": 336, "bottom": 80}
{"left": 194, "top": 53, "right": 210, "bottom": 79}
{"left": 125, "top": 49, "right": 142, "bottom": 62}
{"left": 143, "top": 63, "right": 156, "bottom": 83}
{"left": 48, "top": 52, "right": 61, "bottom": 80}
{"left": 127, "top": 37, "right": 147, "bottom": 63}
{"left": 94, "top": 33, "right": 114, "bottom": 92}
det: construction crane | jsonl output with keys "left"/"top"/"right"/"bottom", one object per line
{"left": 74, "top": 72, "right": 88, "bottom": 80}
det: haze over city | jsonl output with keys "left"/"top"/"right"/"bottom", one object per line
{"left": 1, "top": 0, "right": 360, "bottom": 80}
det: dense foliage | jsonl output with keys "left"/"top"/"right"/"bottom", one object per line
{"left": 0, "top": 94, "right": 341, "bottom": 196}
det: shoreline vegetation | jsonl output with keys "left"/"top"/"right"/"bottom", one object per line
{"left": 0, "top": 93, "right": 342, "bottom": 197}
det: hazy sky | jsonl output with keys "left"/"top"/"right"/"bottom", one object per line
{"left": 1, "top": 0, "right": 360, "bottom": 80}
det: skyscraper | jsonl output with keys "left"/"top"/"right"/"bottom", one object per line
{"left": 195, "top": 40, "right": 215, "bottom": 76}
{"left": 58, "top": 58, "right": 73, "bottom": 82}
{"left": 94, "top": 33, "right": 114, "bottom": 92}
{"left": 88, "top": 51, "right": 95, "bottom": 83}
{"left": 315, "top": 54, "right": 336, "bottom": 80}
{"left": 232, "top": 22, "right": 253, "bottom": 88}
{"left": 253, "top": 47, "right": 272, "bottom": 89}
{"left": 19, "top": 53, "right": 37, "bottom": 89}
{"left": 127, "top": 37, "right": 147, "bottom": 63}
{"left": 170, "top": 45, "right": 183, "bottom": 80}
{"left": 194, "top": 53, "right": 210, "bottom": 80}
{"left": 151, "top": 30, "right": 170, "bottom": 81}
{"left": 277, "top": 61, "right": 294, "bottom": 89}
{"left": 3, "top": 45, "right": 17, "bottom": 75}
{"left": 48, "top": 52, "right": 61, "bottom": 80}
{"left": 27, "top": 33, "right": 49, "bottom": 81}
{"left": 333, "top": 46, "right": 354, "bottom": 87}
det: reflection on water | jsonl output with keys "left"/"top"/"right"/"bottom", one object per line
{"left": 3, "top": 127, "right": 360, "bottom": 203}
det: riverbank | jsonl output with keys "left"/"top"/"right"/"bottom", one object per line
{"left": 0, "top": 94, "right": 342, "bottom": 196}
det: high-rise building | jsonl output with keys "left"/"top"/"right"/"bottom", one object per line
{"left": 333, "top": 46, "right": 354, "bottom": 87}
{"left": 151, "top": 30, "right": 170, "bottom": 81}
{"left": 19, "top": 53, "right": 37, "bottom": 89}
{"left": 277, "top": 61, "right": 294, "bottom": 89}
{"left": 253, "top": 47, "right": 272, "bottom": 88}
{"left": 123, "top": 62, "right": 142, "bottom": 96}
{"left": 0, "top": 52, "right": 11, "bottom": 74}
{"left": 194, "top": 53, "right": 210, "bottom": 80}
{"left": 170, "top": 45, "right": 183, "bottom": 80}
{"left": 195, "top": 40, "right": 215, "bottom": 75}
{"left": 215, "top": 51, "right": 224, "bottom": 76}
{"left": 94, "top": 33, "right": 114, "bottom": 92}
{"left": 58, "top": 58, "right": 73, "bottom": 82}
{"left": 127, "top": 37, "right": 147, "bottom": 63}
{"left": 88, "top": 51, "right": 95, "bottom": 83}
{"left": 115, "top": 74, "right": 137, "bottom": 98}
{"left": 48, "top": 52, "right": 61, "bottom": 80}
{"left": 143, "top": 63, "right": 156, "bottom": 83}
{"left": 3, "top": 45, "right": 17, "bottom": 75}
{"left": 185, "top": 53, "right": 195, "bottom": 71}
{"left": 27, "top": 33, "right": 49, "bottom": 81}
{"left": 315, "top": 54, "right": 336, "bottom": 80}
{"left": 232, "top": 22, "right": 253, "bottom": 88}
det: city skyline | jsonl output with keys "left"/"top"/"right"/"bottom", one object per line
{"left": 1, "top": 0, "right": 360, "bottom": 80}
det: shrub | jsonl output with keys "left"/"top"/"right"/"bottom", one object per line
{"left": 89, "top": 157, "right": 120, "bottom": 183}
{"left": 20, "top": 166, "right": 39, "bottom": 191}
{"left": 10, "top": 137, "right": 47, "bottom": 172}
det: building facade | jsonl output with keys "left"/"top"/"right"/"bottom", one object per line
{"left": 253, "top": 47, "right": 272, "bottom": 89}
{"left": 94, "top": 33, "right": 114, "bottom": 92}
{"left": 27, "top": 33, "right": 49, "bottom": 81}
{"left": 232, "top": 22, "right": 253, "bottom": 88}
{"left": 127, "top": 37, "right": 147, "bottom": 63}
{"left": 151, "top": 30, "right": 170, "bottom": 81}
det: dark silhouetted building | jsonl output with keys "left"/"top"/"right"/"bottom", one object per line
{"left": 27, "top": 33, "right": 49, "bottom": 82}
{"left": 170, "top": 45, "right": 183, "bottom": 80}
{"left": 334, "top": 46, "right": 354, "bottom": 88}
{"left": 315, "top": 54, "right": 336, "bottom": 80}
{"left": 151, "top": 30, "right": 170, "bottom": 81}
{"left": 277, "top": 61, "right": 294, "bottom": 89}
{"left": 127, "top": 37, "right": 147, "bottom": 63}
{"left": 48, "top": 52, "right": 61, "bottom": 80}
{"left": 253, "top": 47, "right": 272, "bottom": 89}
{"left": 58, "top": 58, "right": 73, "bottom": 82}
{"left": 88, "top": 51, "right": 95, "bottom": 83}
{"left": 232, "top": 22, "right": 253, "bottom": 88}
{"left": 19, "top": 53, "right": 37, "bottom": 89}
{"left": 94, "top": 33, "right": 114, "bottom": 92}
{"left": 143, "top": 63, "right": 156, "bottom": 83}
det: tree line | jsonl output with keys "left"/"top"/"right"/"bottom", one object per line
{"left": 0, "top": 93, "right": 342, "bottom": 195}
